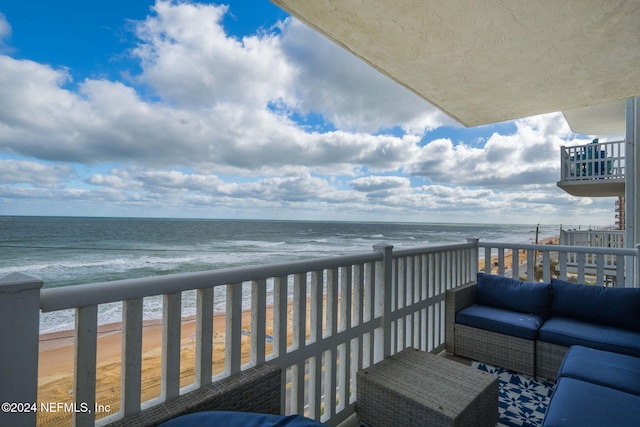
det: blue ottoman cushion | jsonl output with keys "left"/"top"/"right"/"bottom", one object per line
{"left": 456, "top": 304, "right": 544, "bottom": 340}
{"left": 542, "top": 377, "right": 640, "bottom": 427}
{"left": 158, "top": 411, "right": 328, "bottom": 427}
{"left": 477, "top": 273, "right": 552, "bottom": 318}
{"left": 538, "top": 317, "right": 640, "bottom": 358}
{"left": 559, "top": 346, "right": 640, "bottom": 396}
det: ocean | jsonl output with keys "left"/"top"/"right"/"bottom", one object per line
{"left": 1, "top": 216, "right": 559, "bottom": 333}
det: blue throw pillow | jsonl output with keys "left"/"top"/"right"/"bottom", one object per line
{"left": 551, "top": 278, "right": 640, "bottom": 332}
{"left": 476, "top": 272, "right": 552, "bottom": 318}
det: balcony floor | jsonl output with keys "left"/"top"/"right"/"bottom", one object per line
{"left": 556, "top": 179, "right": 625, "bottom": 197}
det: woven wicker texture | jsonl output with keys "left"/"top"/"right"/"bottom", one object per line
{"left": 446, "top": 282, "right": 536, "bottom": 377}
{"left": 445, "top": 282, "right": 477, "bottom": 354}
{"left": 454, "top": 324, "right": 536, "bottom": 377}
{"left": 357, "top": 348, "right": 498, "bottom": 427}
{"left": 105, "top": 363, "right": 281, "bottom": 427}
{"left": 536, "top": 340, "right": 569, "bottom": 381}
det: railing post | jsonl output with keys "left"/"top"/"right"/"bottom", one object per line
{"left": 373, "top": 244, "right": 393, "bottom": 360}
{"left": 466, "top": 237, "right": 480, "bottom": 278}
{"left": 0, "top": 272, "right": 43, "bottom": 427}
{"left": 560, "top": 145, "right": 567, "bottom": 180}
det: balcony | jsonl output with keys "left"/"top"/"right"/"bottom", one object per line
{"left": 1, "top": 240, "right": 639, "bottom": 426}
{"left": 560, "top": 228, "right": 626, "bottom": 285}
{"left": 557, "top": 140, "right": 625, "bottom": 197}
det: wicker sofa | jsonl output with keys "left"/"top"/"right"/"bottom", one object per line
{"left": 446, "top": 273, "right": 640, "bottom": 380}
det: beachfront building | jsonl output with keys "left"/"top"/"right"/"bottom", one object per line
{"left": 3, "top": 2, "right": 640, "bottom": 426}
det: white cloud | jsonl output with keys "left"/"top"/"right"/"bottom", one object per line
{"left": 406, "top": 113, "right": 588, "bottom": 188}
{"left": 351, "top": 176, "right": 410, "bottom": 192}
{"left": 132, "top": 1, "right": 297, "bottom": 109}
{"left": 0, "top": 2, "right": 427, "bottom": 176}
{"left": 0, "top": 159, "right": 74, "bottom": 187}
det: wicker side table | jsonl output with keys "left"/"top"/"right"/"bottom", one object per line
{"left": 357, "top": 348, "right": 498, "bottom": 427}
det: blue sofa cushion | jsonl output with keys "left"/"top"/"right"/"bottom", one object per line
{"left": 456, "top": 304, "right": 544, "bottom": 340}
{"left": 159, "top": 411, "right": 328, "bottom": 427}
{"left": 542, "top": 377, "right": 640, "bottom": 427}
{"left": 559, "top": 345, "right": 640, "bottom": 396}
{"left": 538, "top": 317, "right": 640, "bottom": 358}
{"left": 551, "top": 278, "right": 640, "bottom": 332}
{"left": 477, "top": 272, "right": 551, "bottom": 318}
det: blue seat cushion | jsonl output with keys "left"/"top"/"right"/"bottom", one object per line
{"left": 456, "top": 304, "right": 543, "bottom": 340}
{"left": 539, "top": 317, "right": 640, "bottom": 358}
{"left": 477, "top": 273, "right": 551, "bottom": 318}
{"left": 559, "top": 346, "right": 640, "bottom": 396}
{"left": 542, "top": 377, "right": 640, "bottom": 427}
{"left": 551, "top": 278, "right": 640, "bottom": 332}
{"left": 158, "top": 411, "right": 328, "bottom": 427}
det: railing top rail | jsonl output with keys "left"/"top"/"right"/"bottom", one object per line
{"left": 561, "top": 139, "right": 624, "bottom": 150}
{"left": 392, "top": 241, "right": 475, "bottom": 258}
{"left": 562, "top": 229, "right": 625, "bottom": 234}
{"left": 478, "top": 241, "right": 637, "bottom": 256}
{"left": 40, "top": 251, "right": 383, "bottom": 312}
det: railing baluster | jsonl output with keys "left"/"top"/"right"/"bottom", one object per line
{"left": 195, "top": 287, "right": 213, "bottom": 386}
{"left": 527, "top": 249, "right": 535, "bottom": 280}
{"left": 616, "top": 258, "right": 625, "bottom": 288}
{"left": 74, "top": 304, "right": 98, "bottom": 426}
{"left": 312, "top": 355, "right": 321, "bottom": 418}
{"left": 310, "top": 271, "right": 319, "bottom": 342}
{"left": 559, "top": 250, "right": 567, "bottom": 280}
{"left": 122, "top": 298, "right": 143, "bottom": 416}
{"left": 226, "top": 283, "right": 242, "bottom": 375}
{"left": 251, "top": 279, "right": 267, "bottom": 366}
{"left": 329, "top": 268, "right": 338, "bottom": 338}
{"left": 275, "top": 275, "right": 287, "bottom": 359}
{"left": 325, "top": 349, "right": 335, "bottom": 422}
{"left": 484, "top": 247, "right": 491, "bottom": 273}
{"left": 596, "top": 254, "right": 605, "bottom": 286}
{"left": 340, "top": 266, "right": 350, "bottom": 333}
{"left": 162, "top": 292, "right": 181, "bottom": 400}
{"left": 542, "top": 252, "right": 550, "bottom": 283}
{"left": 576, "top": 253, "right": 586, "bottom": 283}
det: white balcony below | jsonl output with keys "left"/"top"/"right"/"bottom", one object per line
{"left": 557, "top": 140, "right": 625, "bottom": 197}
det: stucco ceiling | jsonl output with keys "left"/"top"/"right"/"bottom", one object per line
{"left": 271, "top": 0, "right": 640, "bottom": 133}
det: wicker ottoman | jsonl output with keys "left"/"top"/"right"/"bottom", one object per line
{"left": 357, "top": 348, "right": 498, "bottom": 427}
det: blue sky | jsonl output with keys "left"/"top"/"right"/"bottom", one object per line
{"left": 0, "top": 0, "right": 621, "bottom": 225}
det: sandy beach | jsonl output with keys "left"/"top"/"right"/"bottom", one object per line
{"left": 478, "top": 236, "right": 559, "bottom": 273}
{"left": 37, "top": 309, "right": 275, "bottom": 426}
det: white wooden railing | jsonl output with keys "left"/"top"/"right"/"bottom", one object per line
{"left": 1, "top": 239, "right": 638, "bottom": 427}
{"left": 559, "top": 229, "right": 626, "bottom": 277}
{"left": 479, "top": 240, "right": 638, "bottom": 287}
{"left": 560, "top": 139, "right": 625, "bottom": 182}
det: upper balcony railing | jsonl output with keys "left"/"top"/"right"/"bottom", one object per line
{"left": 557, "top": 139, "right": 625, "bottom": 197}
{"left": 1, "top": 239, "right": 638, "bottom": 427}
